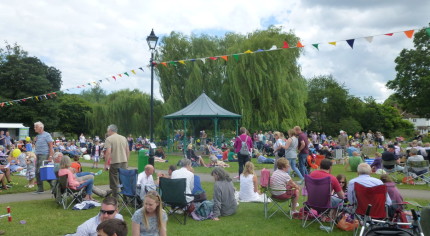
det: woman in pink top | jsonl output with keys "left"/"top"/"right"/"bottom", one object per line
{"left": 58, "top": 155, "right": 95, "bottom": 201}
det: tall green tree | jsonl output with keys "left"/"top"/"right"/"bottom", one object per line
{"left": 386, "top": 25, "right": 430, "bottom": 117}
{"left": 0, "top": 43, "right": 62, "bottom": 132}
{"left": 56, "top": 94, "right": 92, "bottom": 136}
{"left": 156, "top": 27, "right": 308, "bottom": 132}
{"left": 80, "top": 85, "right": 107, "bottom": 104}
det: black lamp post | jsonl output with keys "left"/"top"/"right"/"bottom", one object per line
{"left": 146, "top": 29, "right": 158, "bottom": 143}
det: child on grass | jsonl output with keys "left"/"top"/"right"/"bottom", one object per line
{"left": 25, "top": 152, "right": 36, "bottom": 188}
{"left": 91, "top": 140, "right": 101, "bottom": 169}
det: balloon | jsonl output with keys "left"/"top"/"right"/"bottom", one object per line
{"left": 25, "top": 136, "right": 31, "bottom": 142}
{"left": 12, "top": 149, "right": 21, "bottom": 158}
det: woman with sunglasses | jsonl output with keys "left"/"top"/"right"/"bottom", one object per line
{"left": 132, "top": 191, "right": 167, "bottom": 236}
{"left": 336, "top": 174, "right": 348, "bottom": 203}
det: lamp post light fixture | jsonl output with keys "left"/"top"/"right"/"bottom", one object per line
{"left": 146, "top": 29, "right": 158, "bottom": 143}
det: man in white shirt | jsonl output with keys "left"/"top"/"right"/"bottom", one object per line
{"left": 71, "top": 197, "right": 123, "bottom": 236}
{"left": 137, "top": 164, "right": 156, "bottom": 200}
{"left": 171, "top": 159, "right": 194, "bottom": 202}
{"left": 348, "top": 163, "right": 391, "bottom": 206}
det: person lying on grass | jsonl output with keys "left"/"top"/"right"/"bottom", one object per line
{"left": 211, "top": 167, "right": 237, "bottom": 221}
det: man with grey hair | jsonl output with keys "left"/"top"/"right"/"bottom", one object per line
{"left": 407, "top": 148, "right": 428, "bottom": 176}
{"left": 104, "top": 124, "right": 129, "bottom": 198}
{"left": 171, "top": 159, "right": 194, "bottom": 202}
{"left": 33, "top": 121, "right": 54, "bottom": 194}
{"left": 347, "top": 163, "right": 391, "bottom": 205}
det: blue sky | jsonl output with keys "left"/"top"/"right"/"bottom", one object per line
{"left": 1, "top": 0, "right": 429, "bottom": 102}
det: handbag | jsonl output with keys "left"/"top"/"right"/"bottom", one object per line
{"left": 336, "top": 214, "right": 359, "bottom": 231}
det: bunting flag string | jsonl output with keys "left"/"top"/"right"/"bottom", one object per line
{"left": 0, "top": 65, "right": 147, "bottom": 108}
{"left": 155, "top": 27, "right": 429, "bottom": 67}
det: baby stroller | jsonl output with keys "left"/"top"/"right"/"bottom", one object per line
{"left": 359, "top": 204, "right": 424, "bottom": 236}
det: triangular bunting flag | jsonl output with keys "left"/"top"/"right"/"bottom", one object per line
{"left": 161, "top": 62, "right": 167, "bottom": 67}
{"left": 209, "top": 57, "right": 218, "bottom": 60}
{"left": 106, "top": 78, "right": 110, "bottom": 82}
{"left": 118, "top": 74, "right": 122, "bottom": 77}
{"left": 99, "top": 80, "right": 103, "bottom": 82}
{"left": 131, "top": 70, "right": 136, "bottom": 75}
{"left": 200, "top": 58, "right": 206, "bottom": 64}
{"left": 404, "top": 30, "right": 414, "bottom": 38}
{"left": 296, "top": 41, "right": 304, "bottom": 48}
{"left": 384, "top": 33, "right": 394, "bottom": 36}
{"left": 244, "top": 50, "right": 253, "bottom": 53}
{"left": 312, "top": 44, "right": 319, "bottom": 50}
{"left": 190, "top": 59, "right": 196, "bottom": 61}
{"left": 364, "top": 36, "right": 373, "bottom": 43}
{"left": 77, "top": 86, "right": 81, "bottom": 88}
{"left": 178, "top": 60, "right": 186, "bottom": 65}
{"left": 233, "top": 54, "right": 239, "bottom": 61}
{"left": 426, "top": 28, "right": 430, "bottom": 36}
{"left": 256, "top": 49, "right": 264, "bottom": 52}
{"left": 112, "top": 76, "right": 116, "bottom": 81}
{"left": 329, "top": 42, "right": 337, "bottom": 46}
{"left": 282, "top": 41, "right": 289, "bottom": 48}
{"left": 124, "top": 72, "right": 129, "bottom": 77}
{"left": 270, "top": 45, "right": 277, "bottom": 50}
{"left": 139, "top": 67, "right": 144, "bottom": 71}
{"left": 169, "top": 61, "right": 176, "bottom": 65}
{"left": 220, "top": 56, "right": 228, "bottom": 61}
{"left": 87, "top": 83, "right": 91, "bottom": 86}
{"left": 346, "top": 39, "right": 355, "bottom": 49}
{"left": 35, "top": 96, "right": 39, "bottom": 101}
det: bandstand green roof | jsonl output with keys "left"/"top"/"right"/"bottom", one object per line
{"left": 164, "top": 93, "right": 241, "bottom": 120}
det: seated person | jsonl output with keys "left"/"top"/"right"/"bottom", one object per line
{"left": 348, "top": 163, "right": 392, "bottom": 206}
{"left": 70, "top": 156, "right": 82, "bottom": 173}
{"left": 7, "top": 151, "right": 25, "bottom": 173}
{"left": 0, "top": 169, "right": 8, "bottom": 191}
{"left": 96, "top": 218, "right": 127, "bottom": 236}
{"left": 227, "top": 147, "right": 238, "bottom": 162}
{"left": 346, "top": 143, "right": 359, "bottom": 157}
{"left": 154, "top": 147, "right": 166, "bottom": 160}
{"left": 137, "top": 164, "right": 156, "bottom": 200}
{"left": 71, "top": 197, "right": 124, "bottom": 236}
{"left": 172, "top": 159, "right": 194, "bottom": 203}
{"left": 208, "top": 142, "right": 221, "bottom": 155}
{"left": 318, "top": 146, "right": 333, "bottom": 159}
{"left": 256, "top": 152, "right": 275, "bottom": 164}
{"left": 382, "top": 144, "right": 404, "bottom": 172}
{"left": 211, "top": 167, "right": 237, "bottom": 220}
{"left": 270, "top": 158, "right": 300, "bottom": 213}
{"left": 131, "top": 191, "right": 167, "bottom": 236}
{"left": 263, "top": 141, "right": 274, "bottom": 156}
{"left": 222, "top": 149, "right": 229, "bottom": 161}
{"left": 370, "top": 152, "right": 383, "bottom": 172}
{"left": 209, "top": 155, "right": 230, "bottom": 168}
{"left": 309, "top": 159, "right": 344, "bottom": 208}
{"left": 239, "top": 161, "right": 264, "bottom": 202}
{"left": 345, "top": 151, "right": 363, "bottom": 172}
{"left": 190, "top": 167, "right": 206, "bottom": 202}
{"left": 380, "top": 174, "right": 404, "bottom": 211}
{"left": 336, "top": 174, "right": 348, "bottom": 202}
{"left": 185, "top": 144, "right": 207, "bottom": 167}
{"left": 407, "top": 147, "right": 428, "bottom": 176}
{"left": 58, "top": 156, "right": 96, "bottom": 202}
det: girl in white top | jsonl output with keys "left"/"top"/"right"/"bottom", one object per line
{"left": 239, "top": 161, "right": 265, "bottom": 202}
{"left": 273, "top": 131, "right": 286, "bottom": 170}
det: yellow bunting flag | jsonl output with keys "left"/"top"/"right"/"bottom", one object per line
{"left": 178, "top": 60, "right": 186, "bottom": 65}
{"left": 131, "top": 70, "right": 136, "bottom": 75}
{"left": 244, "top": 50, "right": 253, "bottom": 53}
{"left": 220, "top": 56, "right": 228, "bottom": 61}
{"left": 329, "top": 42, "right": 337, "bottom": 46}
{"left": 404, "top": 30, "right": 414, "bottom": 38}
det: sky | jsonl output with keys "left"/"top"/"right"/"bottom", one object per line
{"left": 1, "top": 0, "right": 429, "bottom": 102}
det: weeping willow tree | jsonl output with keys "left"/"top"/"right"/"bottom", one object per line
{"left": 156, "top": 26, "right": 308, "bottom": 132}
{"left": 85, "top": 89, "right": 164, "bottom": 138}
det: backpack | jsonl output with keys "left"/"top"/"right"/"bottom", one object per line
{"left": 239, "top": 136, "right": 250, "bottom": 155}
{"left": 278, "top": 148, "right": 285, "bottom": 157}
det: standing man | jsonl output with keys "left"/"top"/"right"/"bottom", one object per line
{"left": 234, "top": 127, "right": 253, "bottom": 178}
{"left": 79, "top": 133, "right": 86, "bottom": 148}
{"left": 104, "top": 124, "right": 129, "bottom": 198}
{"left": 294, "top": 126, "right": 309, "bottom": 177}
{"left": 34, "top": 121, "right": 54, "bottom": 194}
{"left": 0, "top": 130, "right": 5, "bottom": 147}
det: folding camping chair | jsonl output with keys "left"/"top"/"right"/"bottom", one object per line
{"left": 334, "top": 149, "right": 346, "bottom": 164}
{"left": 382, "top": 159, "right": 403, "bottom": 183}
{"left": 57, "top": 175, "right": 85, "bottom": 209}
{"left": 260, "top": 169, "right": 294, "bottom": 219}
{"left": 405, "top": 160, "right": 430, "bottom": 185}
{"left": 302, "top": 175, "right": 342, "bottom": 233}
{"left": 118, "top": 168, "right": 141, "bottom": 217}
{"left": 159, "top": 177, "right": 192, "bottom": 225}
{"left": 353, "top": 183, "right": 389, "bottom": 236}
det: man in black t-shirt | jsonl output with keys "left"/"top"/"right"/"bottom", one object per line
{"left": 382, "top": 144, "right": 404, "bottom": 171}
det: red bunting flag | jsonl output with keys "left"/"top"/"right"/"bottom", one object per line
{"left": 209, "top": 57, "right": 218, "bottom": 60}
{"left": 118, "top": 74, "right": 122, "bottom": 77}
{"left": 404, "top": 30, "right": 414, "bottom": 38}
{"left": 112, "top": 76, "right": 116, "bottom": 80}
{"left": 384, "top": 33, "right": 394, "bottom": 36}
{"left": 283, "top": 41, "right": 289, "bottom": 48}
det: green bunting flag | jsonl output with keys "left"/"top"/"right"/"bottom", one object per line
{"left": 312, "top": 44, "right": 319, "bottom": 50}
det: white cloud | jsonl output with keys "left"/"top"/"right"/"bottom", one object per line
{"left": 1, "top": 0, "right": 429, "bottom": 102}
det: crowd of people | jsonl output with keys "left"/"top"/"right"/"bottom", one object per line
{"left": 1, "top": 122, "right": 429, "bottom": 235}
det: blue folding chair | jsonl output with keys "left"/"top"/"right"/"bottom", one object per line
{"left": 118, "top": 168, "right": 141, "bottom": 216}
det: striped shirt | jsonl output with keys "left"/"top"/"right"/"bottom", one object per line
{"left": 270, "top": 169, "right": 291, "bottom": 195}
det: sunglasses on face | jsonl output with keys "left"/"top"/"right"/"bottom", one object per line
{"left": 100, "top": 210, "right": 115, "bottom": 215}
{"left": 340, "top": 181, "right": 346, "bottom": 184}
